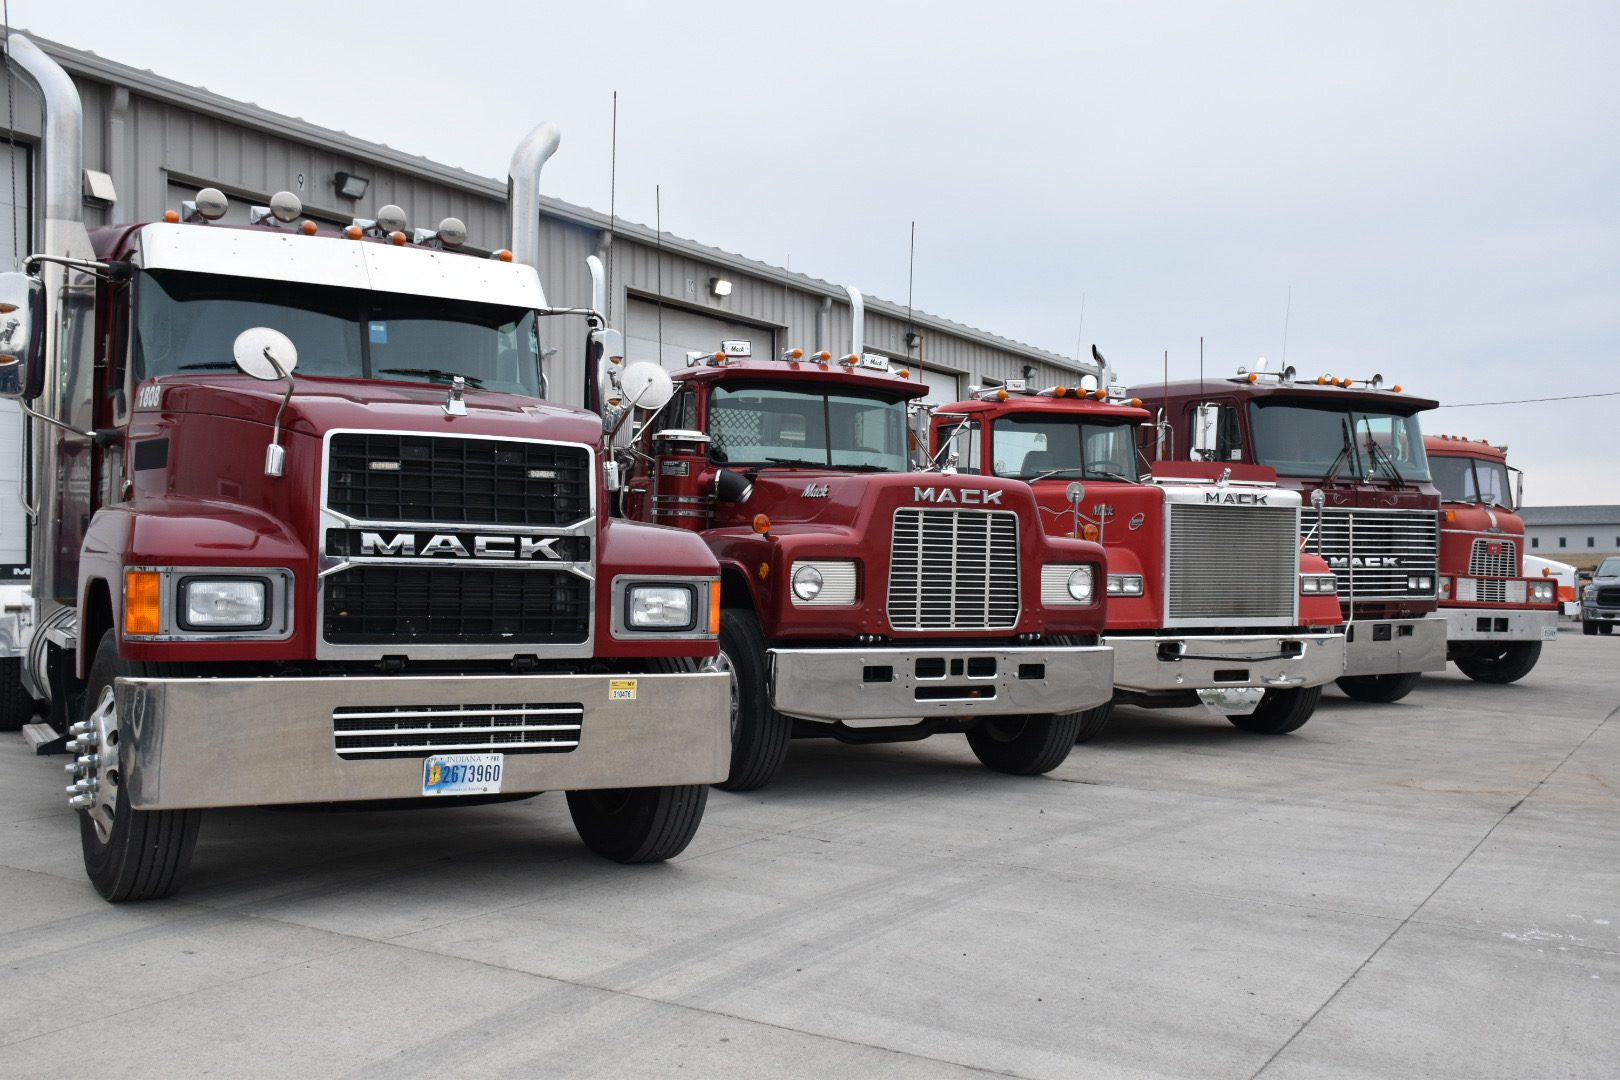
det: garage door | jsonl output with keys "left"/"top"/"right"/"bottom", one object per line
{"left": 625, "top": 298, "right": 775, "bottom": 372}
{"left": 863, "top": 351, "right": 960, "bottom": 405}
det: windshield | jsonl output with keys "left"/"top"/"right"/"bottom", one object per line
{"left": 1248, "top": 401, "right": 1431, "bottom": 482}
{"left": 707, "top": 383, "right": 910, "bottom": 471}
{"left": 991, "top": 415, "right": 1140, "bottom": 481}
{"left": 1430, "top": 454, "right": 1513, "bottom": 508}
{"left": 134, "top": 270, "right": 542, "bottom": 397}
{"left": 1599, "top": 558, "right": 1620, "bottom": 578}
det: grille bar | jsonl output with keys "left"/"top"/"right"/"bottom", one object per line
{"left": 1166, "top": 504, "right": 1299, "bottom": 622}
{"left": 887, "top": 508, "right": 1020, "bottom": 631}
{"left": 333, "top": 702, "right": 584, "bottom": 759}
{"left": 1307, "top": 507, "right": 1439, "bottom": 601}
{"left": 1468, "top": 537, "right": 1517, "bottom": 578}
{"left": 323, "top": 567, "right": 590, "bottom": 645}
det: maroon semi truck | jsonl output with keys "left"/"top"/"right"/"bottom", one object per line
{"left": 1, "top": 34, "right": 730, "bottom": 901}
{"left": 609, "top": 332, "right": 1114, "bottom": 791}
{"left": 1133, "top": 367, "right": 1447, "bottom": 703}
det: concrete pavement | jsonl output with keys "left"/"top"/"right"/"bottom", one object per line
{"left": 2, "top": 628, "right": 1615, "bottom": 1078}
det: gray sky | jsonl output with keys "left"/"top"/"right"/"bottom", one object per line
{"left": 17, "top": 0, "right": 1619, "bottom": 505}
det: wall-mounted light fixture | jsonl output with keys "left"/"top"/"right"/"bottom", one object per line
{"left": 1021, "top": 364, "right": 1036, "bottom": 380}
{"left": 333, "top": 171, "right": 370, "bottom": 200}
{"left": 709, "top": 276, "right": 733, "bottom": 298}
{"left": 904, "top": 330, "right": 922, "bottom": 350}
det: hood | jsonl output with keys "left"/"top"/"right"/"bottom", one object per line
{"left": 715, "top": 469, "right": 1035, "bottom": 534}
{"left": 147, "top": 374, "right": 604, "bottom": 446}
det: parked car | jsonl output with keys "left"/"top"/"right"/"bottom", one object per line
{"left": 1581, "top": 556, "right": 1620, "bottom": 635}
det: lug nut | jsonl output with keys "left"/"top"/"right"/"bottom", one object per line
{"left": 65, "top": 783, "right": 81, "bottom": 796}
{"left": 64, "top": 761, "right": 79, "bottom": 773}
{"left": 77, "top": 754, "right": 99, "bottom": 769}
{"left": 65, "top": 739, "right": 82, "bottom": 753}
{"left": 69, "top": 720, "right": 91, "bottom": 735}
{"left": 68, "top": 794, "right": 94, "bottom": 810}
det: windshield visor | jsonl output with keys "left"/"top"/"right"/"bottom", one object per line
{"left": 1249, "top": 401, "right": 1431, "bottom": 482}
{"left": 134, "top": 270, "right": 542, "bottom": 397}
{"left": 707, "top": 383, "right": 910, "bottom": 471}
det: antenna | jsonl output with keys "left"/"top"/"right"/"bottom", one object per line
{"left": 606, "top": 91, "right": 618, "bottom": 323}
{"left": 1281, "top": 285, "right": 1292, "bottom": 368}
{"left": 1199, "top": 335, "right": 1204, "bottom": 403}
{"left": 655, "top": 184, "right": 664, "bottom": 367}
{"left": 1075, "top": 292, "right": 1086, "bottom": 367}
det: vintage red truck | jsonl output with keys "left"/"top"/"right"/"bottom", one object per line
{"left": 0, "top": 34, "right": 730, "bottom": 901}
{"left": 609, "top": 316, "right": 1114, "bottom": 790}
{"left": 931, "top": 380, "right": 1345, "bottom": 735}
{"left": 1424, "top": 434, "right": 1558, "bottom": 682}
{"left": 1132, "top": 366, "right": 1447, "bottom": 703}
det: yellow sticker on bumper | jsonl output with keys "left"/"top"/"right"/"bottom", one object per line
{"left": 609, "top": 679, "right": 638, "bottom": 701}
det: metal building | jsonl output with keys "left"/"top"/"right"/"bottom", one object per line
{"left": 0, "top": 31, "right": 1099, "bottom": 411}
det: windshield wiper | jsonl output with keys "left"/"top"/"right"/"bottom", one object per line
{"left": 763, "top": 456, "right": 830, "bottom": 469}
{"left": 1320, "top": 418, "right": 1354, "bottom": 486}
{"left": 177, "top": 362, "right": 238, "bottom": 371}
{"left": 1358, "top": 419, "right": 1407, "bottom": 487}
{"left": 1086, "top": 468, "right": 1137, "bottom": 484}
{"left": 831, "top": 462, "right": 896, "bottom": 472}
{"left": 377, "top": 367, "right": 485, "bottom": 388}
{"left": 1028, "top": 467, "right": 1085, "bottom": 482}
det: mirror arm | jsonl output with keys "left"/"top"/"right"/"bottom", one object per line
{"left": 20, "top": 399, "right": 93, "bottom": 440}
{"left": 263, "top": 350, "right": 295, "bottom": 478}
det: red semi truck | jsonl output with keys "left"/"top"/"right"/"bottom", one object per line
{"left": 1, "top": 34, "right": 730, "bottom": 901}
{"left": 610, "top": 327, "right": 1114, "bottom": 791}
{"left": 1424, "top": 435, "right": 1558, "bottom": 682}
{"left": 1133, "top": 367, "right": 1447, "bottom": 703}
{"left": 931, "top": 381, "right": 1345, "bottom": 736}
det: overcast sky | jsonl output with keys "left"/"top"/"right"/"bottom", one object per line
{"left": 16, "top": 0, "right": 1618, "bottom": 506}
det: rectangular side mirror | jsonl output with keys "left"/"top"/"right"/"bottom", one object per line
{"left": 0, "top": 271, "right": 43, "bottom": 400}
{"left": 1191, "top": 403, "right": 1221, "bottom": 461}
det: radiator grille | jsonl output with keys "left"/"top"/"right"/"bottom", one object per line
{"left": 323, "top": 567, "right": 590, "bottom": 645}
{"left": 1597, "top": 587, "right": 1620, "bottom": 606}
{"left": 1308, "top": 507, "right": 1439, "bottom": 601}
{"left": 887, "top": 509, "right": 1020, "bottom": 631}
{"left": 1165, "top": 503, "right": 1299, "bottom": 621}
{"left": 327, "top": 433, "right": 591, "bottom": 527}
{"left": 333, "top": 702, "right": 583, "bottom": 759}
{"left": 1468, "top": 537, "right": 1517, "bottom": 578}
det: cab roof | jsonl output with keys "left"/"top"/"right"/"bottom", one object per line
{"left": 1131, "top": 376, "right": 1439, "bottom": 413}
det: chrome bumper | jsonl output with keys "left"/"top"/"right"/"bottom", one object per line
{"left": 116, "top": 671, "right": 731, "bottom": 811}
{"left": 768, "top": 644, "right": 1113, "bottom": 727}
{"left": 1107, "top": 631, "right": 1346, "bottom": 693}
{"left": 1341, "top": 613, "right": 1449, "bottom": 677}
{"left": 1443, "top": 607, "right": 1560, "bottom": 642}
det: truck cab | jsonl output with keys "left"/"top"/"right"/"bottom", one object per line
{"left": 617, "top": 341, "right": 1114, "bottom": 789}
{"left": 2, "top": 33, "right": 730, "bottom": 901}
{"left": 932, "top": 382, "right": 1345, "bottom": 736}
{"left": 1132, "top": 368, "right": 1448, "bottom": 704}
{"left": 1426, "top": 435, "right": 1558, "bottom": 679}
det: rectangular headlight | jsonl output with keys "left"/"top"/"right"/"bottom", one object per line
{"left": 627, "top": 585, "right": 696, "bottom": 630}
{"left": 179, "top": 578, "right": 269, "bottom": 629}
{"left": 1106, "top": 574, "right": 1144, "bottom": 597}
{"left": 1300, "top": 574, "right": 1337, "bottom": 595}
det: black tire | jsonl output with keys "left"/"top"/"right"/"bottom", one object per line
{"left": 0, "top": 655, "right": 37, "bottom": 732}
{"left": 1455, "top": 642, "right": 1542, "bottom": 684}
{"left": 1227, "top": 685, "right": 1321, "bottom": 734}
{"left": 967, "top": 710, "right": 1083, "bottom": 775}
{"left": 714, "top": 609, "right": 791, "bottom": 792}
{"left": 1335, "top": 672, "right": 1421, "bottom": 704}
{"left": 78, "top": 632, "right": 203, "bottom": 902}
{"left": 1583, "top": 620, "right": 1597, "bottom": 636}
{"left": 1073, "top": 701, "right": 1114, "bottom": 744}
{"left": 566, "top": 784, "right": 708, "bottom": 863}
{"left": 1601, "top": 624, "right": 1614, "bottom": 636}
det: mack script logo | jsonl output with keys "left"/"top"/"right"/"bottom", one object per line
{"left": 345, "top": 530, "right": 568, "bottom": 561}
{"left": 1327, "top": 556, "right": 1403, "bottom": 569}
{"left": 1205, "top": 491, "right": 1269, "bottom": 505}
{"left": 913, "top": 487, "right": 1004, "bottom": 505}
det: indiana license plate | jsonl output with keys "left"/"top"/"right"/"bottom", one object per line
{"left": 422, "top": 753, "right": 504, "bottom": 797}
{"left": 1541, "top": 626, "right": 1558, "bottom": 640}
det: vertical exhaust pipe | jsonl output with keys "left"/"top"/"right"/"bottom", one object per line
{"left": 844, "top": 284, "right": 864, "bottom": 359}
{"left": 506, "top": 121, "right": 560, "bottom": 272}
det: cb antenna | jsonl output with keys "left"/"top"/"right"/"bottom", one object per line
{"left": 655, "top": 184, "right": 664, "bottom": 367}
{"left": 1281, "top": 285, "right": 1292, "bottom": 369}
{"left": 606, "top": 91, "right": 618, "bottom": 323}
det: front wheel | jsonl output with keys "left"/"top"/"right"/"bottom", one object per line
{"left": 967, "top": 711, "right": 1083, "bottom": 775}
{"left": 1228, "top": 686, "right": 1321, "bottom": 734}
{"left": 1583, "top": 619, "right": 1597, "bottom": 636}
{"left": 1455, "top": 642, "right": 1542, "bottom": 684}
{"left": 76, "top": 632, "right": 203, "bottom": 902}
{"left": 1602, "top": 624, "right": 1615, "bottom": 636}
{"left": 714, "top": 609, "right": 791, "bottom": 792}
{"left": 1073, "top": 701, "right": 1114, "bottom": 744}
{"left": 566, "top": 784, "right": 708, "bottom": 863}
{"left": 1335, "top": 672, "right": 1421, "bottom": 703}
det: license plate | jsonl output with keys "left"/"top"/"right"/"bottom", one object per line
{"left": 422, "top": 753, "right": 504, "bottom": 797}
{"left": 1541, "top": 626, "right": 1558, "bottom": 640}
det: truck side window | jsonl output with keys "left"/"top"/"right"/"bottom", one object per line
{"left": 1189, "top": 403, "right": 1242, "bottom": 461}
{"left": 933, "top": 418, "right": 981, "bottom": 474}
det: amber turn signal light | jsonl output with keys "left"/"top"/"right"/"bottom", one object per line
{"left": 124, "top": 571, "right": 162, "bottom": 636}
{"left": 752, "top": 514, "right": 772, "bottom": 535}
{"left": 708, "top": 581, "right": 723, "bottom": 635}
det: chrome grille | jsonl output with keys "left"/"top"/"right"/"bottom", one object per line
{"left": 333, "top": 702, "right": 583, "bottom": 760}
{"left": 1308, "top": 507, "right": 1439, "bottom": 601}
{"left": 1165, "top": 503, "right": 1299, "bottom": 622}
{"left": 887, "top": 509, "right": 1020, "bottom": 631}
{"left": 1468, "top": 537, "right": 1517, "bottom": 578}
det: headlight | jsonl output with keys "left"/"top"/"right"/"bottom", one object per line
{"left": 1584, "top": 585, "right": 1597, "bottom": 600}
{"left": 627, "top": 585, "right": 696, "bottom": 630}
{"left": 1408, "top": 575, "right": 1434, "bottom": 592}
{"left": 179, "top": 578, "right": 268, "bottom": 629}
{"left": 1301, "top": 574, "right": 1338, "bottom": 595}
{"left": 1531, "top": 581, "right": 1555, "bottom": 603}
{"left": 1106, "top": 573, "right": 1144, "bottom": 597}
{"left": 792, "top": 564, "right": 823, "bottom": 601}
{"left": 1067, "top": 567, "right": 1095, "bottom": 603}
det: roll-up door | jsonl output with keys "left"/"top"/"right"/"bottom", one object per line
{"left": 625, "top": 298, "right": 775, "bottom": 372}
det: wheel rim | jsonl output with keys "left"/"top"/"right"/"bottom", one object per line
{"left": 712, "top": 647, "right": 740, "bottom": 743}
{"left": 80, "top": 686, "right": 120, "bottom": 844}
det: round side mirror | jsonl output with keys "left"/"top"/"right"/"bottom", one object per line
{"left": 620, "top": 361, "right": 674, "bottom": 411}
{"left": 1065, "top": 481, "right": 1087, "bottom": 505}
{"left": 233, "top": 328, "right": 299, "bottom": 381}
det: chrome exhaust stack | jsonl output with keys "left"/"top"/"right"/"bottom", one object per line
{"left": 845, "top": 284, "right": 865, "bottom": 359}
{"left": 506, "top": 121, "right": 561, "bottom": 273}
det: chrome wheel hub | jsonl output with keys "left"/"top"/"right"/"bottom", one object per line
{"left": 710, "top": 649, "right": 740, "bottom": 742}
{"left": 64, "top": 687, "right": 120, "bottom": 842}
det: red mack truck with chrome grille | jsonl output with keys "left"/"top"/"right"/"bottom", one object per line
{"left": 1425, "top": 434, "right": 1558, "bottom": 682}
{"left": 1133, "top": 366, "right": 1447, "bottom": 704}
{"left": 606, "top": 322, "right": 1113, "bottom": 791}
{"left": 1, "top": 35, "right": 729, "bottom": 902}
{"left": 931, "top": 380, "right": 1345, "bottom": 736}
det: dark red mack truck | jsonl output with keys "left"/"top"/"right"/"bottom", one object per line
{"left": 609, "top": 332, "right": 1114, "bottom": 791}
{"left": 0, "top": 35, "right": 729, "bottom": 901}
{"left": 931, "top": 380, "right": 1345, "bottom": 736}
{"left": 1424, "top": 434, "right": 1558, "bottom": 682}
{"left": 1133, "top": 366, "right": 1447, "bottom": 704}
